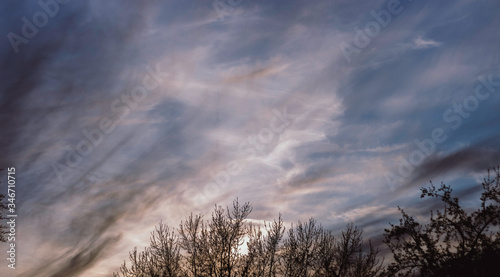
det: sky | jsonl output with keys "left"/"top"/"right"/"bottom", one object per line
{"left": 0, "top": 0, "right": 499, "bottom": 276}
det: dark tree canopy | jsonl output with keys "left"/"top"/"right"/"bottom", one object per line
{"left": 384, "top": 167, "right": 500, "bottom": 277}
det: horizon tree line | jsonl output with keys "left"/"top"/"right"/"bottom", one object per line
{"left": 113, "top": 167, "right": 500, "bottom": 276}
{"left": 1, "top": 168, "right": 499, "bottom": 276}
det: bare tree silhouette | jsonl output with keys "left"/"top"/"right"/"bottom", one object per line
{"left": 202, "top": 199, "right": 252, "bottom": 277}
{"left": 279, "top": 219, "right": 382, "bottom": 277}
{"left": 279, "top": 217, "right": 323, "bottom": 276}
{"left": 328, "top": 224, "right": 382, "bottom": 277}
{"left": 242, "top": 214, "right": 285, "bottom": 276}
{"left": 179, "top": 213, "right": 206, "bottom": 276}
{"left": 114, "top": 222, "right": 182, "bottom": 276}
{"left": 115, "top": 200, "right": 381, "bottom": 277}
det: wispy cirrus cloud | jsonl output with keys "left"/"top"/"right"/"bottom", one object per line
{"left": 1, "top": 0, "right": 500, "bottom": 276}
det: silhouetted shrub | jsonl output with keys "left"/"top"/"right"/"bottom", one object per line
{"left": 384, "top": 167, "right": 500, "bottom": 277}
